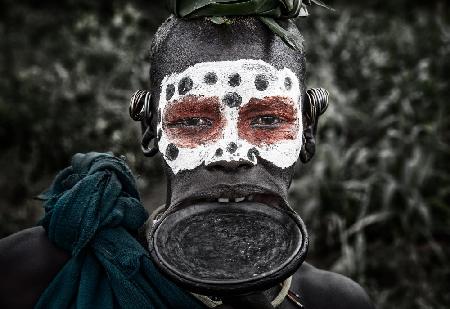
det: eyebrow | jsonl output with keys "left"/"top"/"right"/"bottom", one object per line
{"left": 163, "top": 95, "right": 221, "bottom": 123}
{"left": 239, "top": 96, "right": 298, "bottom": 120}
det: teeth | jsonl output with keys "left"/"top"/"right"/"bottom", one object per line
{"left": 217, "top": 196, "right": 251, "bottom": 203}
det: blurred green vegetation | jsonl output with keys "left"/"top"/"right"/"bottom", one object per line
{"left": 0, "top": 1, "right": 448, "bottom": 308}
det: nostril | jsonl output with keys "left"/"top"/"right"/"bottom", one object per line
{"left": 247, "top": 147, "right": 260, "bottom": 162}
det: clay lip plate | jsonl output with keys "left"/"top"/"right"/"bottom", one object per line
{"left": 151, "top": 201, "right": 307, "bottom": 291}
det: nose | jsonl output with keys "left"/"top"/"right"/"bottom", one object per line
{"left": 206, "top": 159, "right": 254, "bottom": 171}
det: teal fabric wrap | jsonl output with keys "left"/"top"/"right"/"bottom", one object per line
{"left": 36, "top": 152, "right": 204, "bottom": 309}
{"left": 168, "top": 0, "right": 332, "bottom": 51}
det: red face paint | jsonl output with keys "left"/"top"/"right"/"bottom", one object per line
{"left": 163, "top": 95, "right": 225, "bottom": 148}
{"left": 237, "top": 96, "right": 299, "bottom": 146}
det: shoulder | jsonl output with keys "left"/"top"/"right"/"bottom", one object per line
{"left": 290, "top": 262, "right": 375, "bottom": 309}
{"left": 0, "top": 226, "right": 70, "bottom": 308}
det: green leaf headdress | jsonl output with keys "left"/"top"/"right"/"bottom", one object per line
{"left": 167, "top": 0, "right": 332, "bottom": 51}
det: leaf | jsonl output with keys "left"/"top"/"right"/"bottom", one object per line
{"left": 310, "top": 0, "right": 335, "bottom": 11}
{"left": 170, "top": 0, "right": 330, "bottom": 18}
{"left": 176, "top": 0, "right": 217, "bottom": 17}
{"left": 259, "top": 17, "right": 303, "bottom": 51}
{"left": 168, "top": 0, "right": 332, "bottom": 51}
{"left": 345, "top": 212, "right": 393, "bottom": 237}
{"left": 207, "top": 16, "right": 229, "bottom": 24}
{"left": 299, "top": 6, "right": 309, "bottom": 17}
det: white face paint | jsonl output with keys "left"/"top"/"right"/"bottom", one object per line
{"left": 157, "top": 59, "right": 303, "bottom": 175}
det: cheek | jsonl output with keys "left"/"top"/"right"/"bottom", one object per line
{"left": 165, "top": 124, "right": 225, "bottom": 149}
{"left": 163, "top": 96, "right": 226, "bottom": 148}
{"left": 237, "top": 96, "right": 299, "bottom": 146}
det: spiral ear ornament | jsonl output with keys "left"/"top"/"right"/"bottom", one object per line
{"left": 129, "top": 90, "right": 151, "bottom": 121}
{"left": 300, "top": 88, "right": 329, "bottom": 164}
{"left": 305, "top": 88, "right": 329, "bottom": 126}
{"left": 129, "top": 90, "right": 159, "bottom": 157}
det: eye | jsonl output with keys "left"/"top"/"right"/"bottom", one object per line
{"left": 169, "top": 117, "right": 212, "bottom": 128}
{"left": 251, "top": 115, "right": 283, "bottom": 128}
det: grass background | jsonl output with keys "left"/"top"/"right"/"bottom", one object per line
{"left": 0, "top": 1, "right": 448, "bottom": 308}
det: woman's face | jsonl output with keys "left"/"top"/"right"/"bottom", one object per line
{"left": 157, "top": 59, "right": 303, "bottom": 175}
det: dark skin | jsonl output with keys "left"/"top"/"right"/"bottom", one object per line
{"left": 1, "top": 17, "right": 374, "bottom": 309}
{"left": 0, "top": 227, "right": 374, "bottom": 308}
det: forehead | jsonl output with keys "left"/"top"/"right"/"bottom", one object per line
{"left": 160, "top": 59, "right": 301, "bottom": 106}
{"left": 149, "top": 18, "right": 306, "bottom": 102}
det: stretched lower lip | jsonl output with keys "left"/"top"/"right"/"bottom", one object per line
{"left": 150, "top": 200, "right": 308, "bottom": 295}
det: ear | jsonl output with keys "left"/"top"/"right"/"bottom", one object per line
{"left": 300, "top": 88, "right": 329, "bottom": 164}
{"left": 129, "top": 90, "right": 159, "bottom": 157}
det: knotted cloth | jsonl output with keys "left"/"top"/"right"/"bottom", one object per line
{"left": 36, "top": 152, "right": 204, "bottom": 309}
{"left": 168, "top": 0, "right": 332, "bottom": 51}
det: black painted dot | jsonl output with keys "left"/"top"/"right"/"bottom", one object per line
{"left": 255, "top": 74, "right": 269, "bottom": 91}
{"left": 204, "top": 72, "right": 218, "bottom": 85}
{"left": 157, "top": 129, "right": 162, "bottom": 141}
{"left": 227, "top": 142, "right": 238, "bottom": 154}
{"left": 284, "top": 77, "right": 292, "bottom": 90}
{"left": 247, "top": 147, "right": 260, "bottom": 161}
{"left": 166, "top": 143, "right": 179, "bottom": 161}
{"left": 215, "top": 148, "right": 223, "bottom": 157}
{"left": 222, "top": 92, "right": 242, "bottom": 108}
{"left": 178, "top": 77, "right": 193, "bottom": 95}
{"left": 228, "top": 73, "right": 241, "bottom": 87}
{"left": 166, "top": 84, "right": 175, "bottom": 100}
